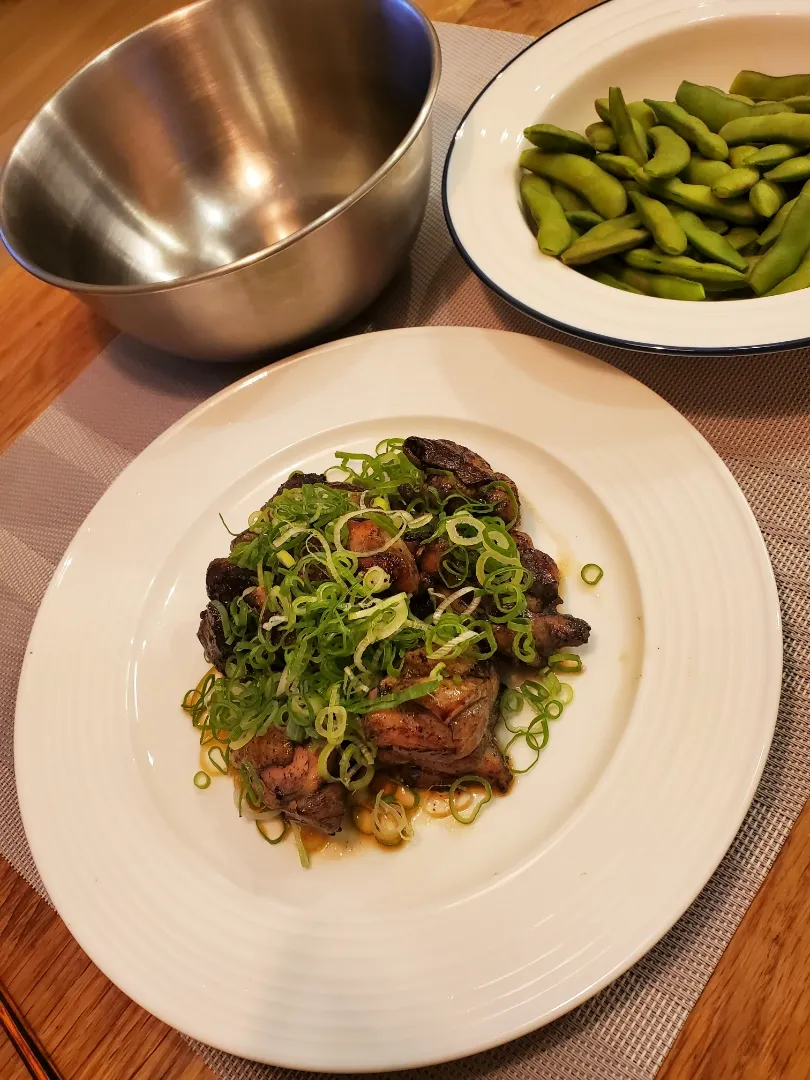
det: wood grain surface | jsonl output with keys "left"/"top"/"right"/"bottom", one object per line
{"left": 0, "top": 1, "right": 807, "bottom": 1078}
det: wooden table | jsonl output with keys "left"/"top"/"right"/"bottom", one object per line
{"left": 1, "top": 1, "right": 809, "bottom": 1077}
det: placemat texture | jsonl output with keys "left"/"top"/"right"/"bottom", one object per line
{"left": 1, "top": 20, "right": 807, "bottom": 1080}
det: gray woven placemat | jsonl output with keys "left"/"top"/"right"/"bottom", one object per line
{"left": 1, "top": 20, "right": 807, "bottom": 1080}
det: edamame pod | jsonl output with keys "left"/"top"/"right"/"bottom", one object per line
{"left": 704, "top": 218, "right": 730, "bottom": 234}
{"left": 712, "top": 166, "right": 759, "bottom": 199}
{"left": 686, "top": 155, "right": 732, "bottom": 186}
{"left": 582, "top": 267, "right": 645, "bottom": 293}
{"left": 675, "top": 81, "right": 751, "bottom": 132}
{"left": 765, "top": 249, "right": 810, "bottom": 294}
{"left": 611, "top": 265, "right": 705, "bottom": 300}
{"left": 746, "top": 143, "right": 801, "bottom": 168}
{"left": 624, "top": 248, "right": 748, "bottom": 285}
{"left": 609, "top": 87, "right": 648, "bottom": 166}
{"left": 643, "top": 125, "right": 691, "bottom": 179}
{"left": 749, "top": 179, "right": 786, "bottom": 218}
{"left": 781, "top": 96, "right": 810, "bottom": 113}
{"left": 595, "top": 153, "right": 640, "bottom": 179}
{"left": 565, "top": 209, "right": 604, "bottom": 229}
{"left": 729, "top": 71, "right": 810, "bottom": 101}
{"left": 724, "top": 227, "right": 761, "bottom": 254}
{"left": 757, "top": 196, "right": 798, "bottom": 248}
{"left": 729, "top": 145, "right": 758, "bottom": 169}
{"left": 520, "top": 150, "right": 628, "bottom": 218}
{"left": 764, "top": 155, "right": 810, "bottom": 182}
{"left": 520, "top": 175, "right": 574, "bottom": 256}
{"left": 672, "top": 210, "right": 748, "bottom": 270}
{"left": 719, "top": 113, "right": 810, "bottom": 146}
{"left": 748, "top": 182, "right": 810, "bottom": 294}
{"left": 579, "top": 211, "right": 643, "bottom": 242}
{"left": 552, "top": 183, "right": 588, "bottom": 212}
{"left": 560, "top": 227, "right": 649, "bottom": 265}
{"left": 645, "top": 99, "right": 729, "bottom": 160}
{"left": 646, "top": 177, "right": 758, "bottom": 224}
{"left": 585, "top": 122, "right": 617, "bottom": 152}
{"left": 750, "top": 101, "right": 795, "bottom": 116}
{"left": 595, "top": 98, "right": 656, "bottom": 129}
{"left": 628, "top": 190, "right": 687, "bottom": 254}
{"left": 524, "top": 124, "right": 595, "bottom": 156}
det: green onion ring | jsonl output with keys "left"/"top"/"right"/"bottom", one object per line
{"left": 193, "top": 771, "right": 211, "bottom": 789}
{"left": 581, "top": 563, "right": 604, "bottom": 585}
{"left": 448, "top": 775, "right": 493, "bottom": 824}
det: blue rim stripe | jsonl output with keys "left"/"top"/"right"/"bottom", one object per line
{"left": 441, "top": 3, "right": 810, "bottom": 357}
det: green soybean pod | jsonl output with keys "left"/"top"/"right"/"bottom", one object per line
{"left": 520, "top": 175, "right": 574, "bottom": 256}
{"left": 595, "top": 153, "right": 641, "bottom": 179}
{"left": 551, "top": 184, "right": 587, "bottom": 212}
{"left": 764, "top": 155, "right": 810, "bottom": 183}
{"left": 729, "top": 145, "right": 758, "bottom": 169}
{"left": 596, "top": 98, "right": 656, "bottom": 129}
{"left": 582, "top": 267, "right": 645, "bottom": 293}
{"left": 519, "top": 150, "right": 629, "bottom": 219}
{"left": 712, "top": 167, "right": 759, "bottom": 198}
{"left": 624, "top": 248, "right": 748, "bottom": 285}
{"left": 628, "top": 189, "right": 687, "bottom": 255}
{"left": 719, "top": 113, "right": 810, "bottom": 146}
{"left": 565, "top": 209, "right": 604, "bottom": 229}
{"left": 750, "top": 101, "right": 796, "bottom": 117}
{"left": 749, "top": 179, "right": 786, "bottom": 219}
{"left": 585, "top": 122, "right": 617, "bottom": 152}
{"left": 609, "top": 87, "right": 649, "bottom": 166}
{"left": 746, "top": 143, "right": 802, "bottom": 168}
{"left": 704, "top": 218, "right": 730, "bottom": 234}
{"left": 643, "top": 125, "right": 691, "bottom": 179}
{"left": 595, "top": 97, "right": 612, "bottom": 124}
{"left": 729, "top": 71, "right": 810, "bottom": 101}
{"left": 765, "top": 248, "right": 810, "bottom": 293}
{"left": 645, "top": 99, "right": 729, "bottom": 160}
{"left": 672, "top": 210, "right": 748, "bottom": 271}
{"left": 578, "top": 211, "right": 644, "bottom": 242}
{"left": 560, "top": 227, "right": 649, "bottom": 265}
{"left": 675, "top": 81, "right": 752, "bottom": 133}
{"left": 757, "top": 196, "right": 798, "bottom": 248}
{"left": 685, "top": 155, "right": 731, "bottom": 186}
{"left": 748, "top": 182, "right": 810, "bottom": 294}
{"left": 524, "top": 123, "right": 595, "bottom": 156}
{"left": 611, "top": 264, "right": 706, "bottom": 300}
{"left": 781, "top": 96, "right": 810, "bottom": 113}
{"left": 650, "top": 177, "right": 758, "bottom": 224}
{"left": 724, "top": 227, "right": 761, "bottom": 254}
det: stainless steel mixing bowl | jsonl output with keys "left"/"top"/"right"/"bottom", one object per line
{"left": 0, "top": 0, "right": 440, "bottom": 360}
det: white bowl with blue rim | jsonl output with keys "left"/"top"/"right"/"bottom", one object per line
{"left": 443, "top": 0, "right": 810, "bottom": 354}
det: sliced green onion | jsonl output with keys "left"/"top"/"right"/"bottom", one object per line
{"left": 291, "top": 822, "right": 311, "bottom": 868}
{"left": 557, "top": 682, "right": 574, "bottom": 706}
{"left": 548, "top": 652, "right": 583, "bottom": 674}
{"left": 206, "top": 744, "right": 229, "bottom": 774}
{"left": 256, "top": 817, "right": 288, "bottom": 845}
{"left": 545, "top": 699, "right": 563, "bottom": 720}
{"left": 193, "top": 771, "right": 211, "bottom": 789}
{"left": 277, "top": 550, "right": 295, "bottom": 569}
{"left": 448, "top": 775, "right": 492, "bottom": 824}
{"left": 581, "top": 563, "right": 603, "bottom": 585}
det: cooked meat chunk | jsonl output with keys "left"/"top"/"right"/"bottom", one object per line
{"left": 197, "top": 603, "right": 232, "bottom": 671}
{"left": 230, "top": 528, "right": 258, "bottom": 552}
{"left": 511, "top": 531, "right": 561, "bottom": 609}
{"left": 251, "top": 739, "right": 347, "bottom": 834}
{"left": 403, "top": 436, "right": 521, "bottom": 526}
{"left": 382, "top": 731, "right": 513, "bottom": 793}
{"left": 416, "top": 537, "right": 450, "bottom": 584}
{"left": 346, "top": 518, "right": 419, "bottom": 594}
{"left": 205, "top": 558, "right": 257, "bottom": 604}
{"left": 231, "top": 726, "right": 294, "bottom": 772}
{"left": 272, "top": 473, "right": 361, "bottom": 497}
{"left": 364, "top": 650, "right": 499, "bottom": 763}
{"left": 493, "top": 612, "right": 590, "bottom": 666}
{"left": 404, "top": 437, "right": 497, "bottom": 486}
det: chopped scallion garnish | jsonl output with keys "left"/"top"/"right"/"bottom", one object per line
{"left": 581, "top": 563, "right": 603, "bottom": 586}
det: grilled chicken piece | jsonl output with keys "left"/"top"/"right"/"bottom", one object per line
{"left": 364, "top": 650, "right": 499, "bottom": 763}
{"left": 381, "top": 730, "right": 513, "bottom": 793}
{"left": 205, "top": 558, "right": 257, "bottom": 604}
{"left": 403, "top": 436, "right": 521, "bottom": 525}
{"left": 234, "top": 733, "right": 347, "bottom": 834}
{"left": 510, "top": 531, "right": 561, "bottom": 610}
{"left": 493, "top": 612, "right": 590, "bottom": 666}
{"left": 197, "top": 604, "right": 231, "bottom": 671}
{"left": 346, "top": 518, "right": 420, "bottom": 594}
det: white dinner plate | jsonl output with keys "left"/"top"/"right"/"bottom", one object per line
{"left": 16, "top": 327, "right": 781, "bottom": 1070}
{"left": 443, "top": 0, "right": 810, "bottom": 353}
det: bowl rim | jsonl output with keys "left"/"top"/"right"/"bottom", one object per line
{"left": 0, "top": 0, "right": 441, "bottom": 297}
{"left": 441, "top": 0, "right": 810, "bottom": 356}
